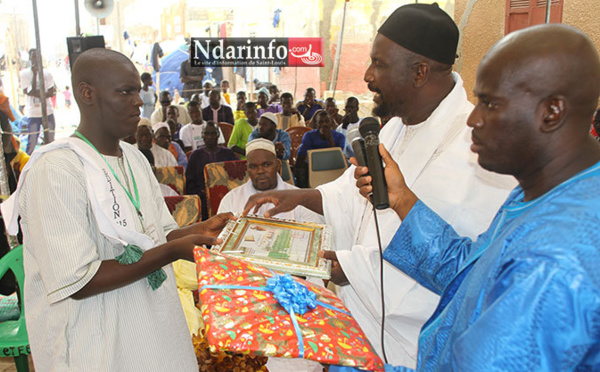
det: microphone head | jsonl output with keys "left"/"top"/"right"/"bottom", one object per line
{"left": 346, "top": 126, "right": 362, "bottom": 143}
{"left": 359, "top": 117, "right": 381, "bottom": 137}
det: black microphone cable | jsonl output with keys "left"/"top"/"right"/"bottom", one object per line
{"left": 372, "top": 206, "right": 388, "bottom": 364}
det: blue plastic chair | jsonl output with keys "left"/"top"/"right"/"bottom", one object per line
{"left": 0, "top": 246, "right": 30, "bottom": 371}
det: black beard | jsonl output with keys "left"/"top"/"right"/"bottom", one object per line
{"left": 372, "top": 100, "right": 390, "bottom": 118}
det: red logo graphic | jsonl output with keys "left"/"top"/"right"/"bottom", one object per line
{"left": 288, "top": 38, "right": 324, "bottom": 67}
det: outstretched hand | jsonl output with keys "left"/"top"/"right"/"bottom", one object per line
{"left": 353, "top": 144, "right": 418, "bottom": 219}
{"left": 243, "top": 189, "right": 323, "bottom": 217}
{"left": 173, "top": 234, "right": 223, "bottom": 261}
{"left": 199, "top": 212, "right": 236, "bottom": 237}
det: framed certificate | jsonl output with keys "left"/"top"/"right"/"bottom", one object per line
{"left": 212, "top": 215, "right": 332, "bottom": 279}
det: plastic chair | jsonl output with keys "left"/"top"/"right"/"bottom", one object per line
{"left": 308, "top": 147, "right": 348, "bottom": 188}
{"left": 218, "top": 122, "right": 234, "bottom": 145}
{"left": 286, "top": 126, "right": 312, "bottom": 167}
{"left": 0, "top": 245, "right": 30, "bottom": 372}
{"left": 280, "top": 159, "right": 294, "bottom": 185}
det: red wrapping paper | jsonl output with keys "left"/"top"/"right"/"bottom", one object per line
{"left": 194, "top": 247, "right": 384, "bottom": 371}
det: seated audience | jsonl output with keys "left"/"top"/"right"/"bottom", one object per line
{"left": 295, "top": 110, "right": 345, "bottom": 188}
{"left": 153, "top": 122, "right": 188, "bottom": 168}
{"left": 202, "top": 89, "right": 234, "bottom": 124}
{"left": 233, "top": 91, "right": 247, "bottom": 122}
{"left": 335, "top": 97, "right": 362, "bottom": 158}
{"left": 229, "top": 102, "right": 259, "bottom": 159}
{"left": 296, "top": 87, "right": 324, "bottom": 122}
{"left": 324, "top": 97, "right": 343, "bottom": 128}
{"left": 248, "top": 112, "right": 291, "bottom": 160}
{"left": 276, "top": 92, "right": 305, "bottom": 130}
{"left": 180, "top": 101, "right": 225, "bottom": 152}
{"left": 257, "top": 87, "right": 282, "bottom": 117}
{"left": 138, "top": 147, "right": 179, "bottom": 197}
{"left": 165, "top": 105, "right": 184, "bottom": 139}
{"left": 199, "top": 80, "right": 226, "bottom": 109}
{"left": 268, "top": 84, "right": 280, "bottom": 104}
{"left": 186, "top": 121, "right": 237, "bottom": 220}
{"left": 220, "top": 80, "right": 231, "bottom": 105}
{"left": 167, "top": 119, "right": 185, "bottom": 149}
{"left": 219, "top": 138, "right": 320, "bottom": 224}
{"left": 136, "top": 122, "right": 177, "bottom": 167}
{"left": 150, "top": 90, "right": 191, "bottom": 124}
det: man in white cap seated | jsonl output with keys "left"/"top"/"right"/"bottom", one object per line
{"left": 136, "top": 122, "right": 177, "bottom": 168}
{"left": 218, "top": 138, "right": 323, "bottom": 372}
{"left": 218, "top": 138, "right": 320, "bottom": 224}
{"left": 247, "top": 112, "right": 291, "bottom": 160}
{"left": 152, "top": 122, "right": 187, "bottom": 168}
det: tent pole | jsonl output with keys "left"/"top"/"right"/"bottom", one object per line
{"left": 329, "top": 0, "right": 349, "bottom": 100}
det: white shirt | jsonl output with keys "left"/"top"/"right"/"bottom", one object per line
{"left": 150, "top": 104, "right": 191, "bottom": 125}
{"left": 335, "top": 118, "right": 362, "bottom": 158}
{"left": 200, "top": 93, "right": 228, "bottom": 109}
{"left": 218, "top": 174, "right": 323, "bottom": 225}
{"left": 19, "top": 145, "right": 198, "bottom": 371}
{"left": 19, "top": 68, "right": 54, "bottom": 117}
{"left": 317, "top": 73, "right": 517, "bottom": 367}
{"left": 150, "top": 144, "right": 177, "bottom": 167}
{"left": 179, "top": 122, "right": 226, "bottom": 151}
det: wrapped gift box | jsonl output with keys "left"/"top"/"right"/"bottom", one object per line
{"left": 194, "top": 247, "right": 384, "bottom": 371}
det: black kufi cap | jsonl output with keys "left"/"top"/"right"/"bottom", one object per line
{"left": 378, "top": 3, "right": 459, "bottom": 65}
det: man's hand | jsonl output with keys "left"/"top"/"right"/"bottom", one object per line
{"left": 319, "top": 250, "right": 349, "bottom": 286}
{"left": 243, "top": 189, "right": 323, "bottom": 217}
{"left": 168, "top": 212, "right": 235, "bottom": 242}
{"left": 172, "top": 234, "right": 223, "bottom": 261}
{"left": 275, "top": 142, "right": 285, "bottom": 158}
{"left": 354, "top": 144, "right": 418, "bottom": 219}
{"left": 197, "top": 212, "right": 235, "bottom": 237}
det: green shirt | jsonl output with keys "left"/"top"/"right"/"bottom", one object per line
{"left": 228, "top": 118, "right": 256, "bottom": 159}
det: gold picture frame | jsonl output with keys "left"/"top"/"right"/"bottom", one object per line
{"left": 212, "top": 215, "right": 332, "bottom": 279}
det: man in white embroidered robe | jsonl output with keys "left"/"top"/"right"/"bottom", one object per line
{"left": 244, "top": 4, "right": 516, "bottom": 367}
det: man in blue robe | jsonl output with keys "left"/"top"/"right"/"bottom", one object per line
{"left": 344, "top": 24, "right": 600, "bottom": 371}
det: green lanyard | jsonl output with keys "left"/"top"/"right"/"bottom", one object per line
{"left": 73, "top": 130, "right": 143, "bottom": 220}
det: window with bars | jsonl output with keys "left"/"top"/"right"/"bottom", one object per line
{"left": 505, "top": 0, "right": 563, "bottom": 35}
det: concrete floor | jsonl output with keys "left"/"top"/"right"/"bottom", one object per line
{"left": 0, "top": 356, "right": 34, "bottom": 371}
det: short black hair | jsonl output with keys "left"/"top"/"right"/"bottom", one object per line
{"left": 280, "top": 92, "right": 293, "bottom": 101}
{"left": 141, "top": 72, "right": 151, "bottom": 81}
{"left": 244, "top": 101, "right": 257, "bottom": 110}
{"left": 188, "top": 100, "right": 201, "bottom": 109}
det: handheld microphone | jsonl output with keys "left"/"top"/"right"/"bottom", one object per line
{"left": 346, "top": 126, "right": 367, "bottom": 167}
{"left": 359, "top": 117, "right": 389, "bottom": 210}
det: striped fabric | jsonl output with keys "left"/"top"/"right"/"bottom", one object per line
{"left": 19, "top": 145, "right": 198, "bottom": 371}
